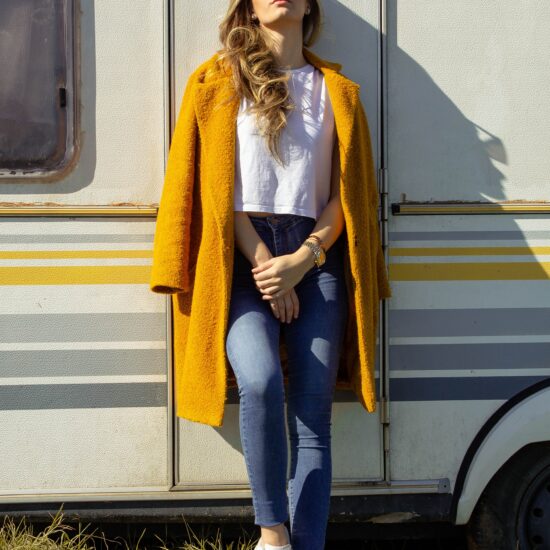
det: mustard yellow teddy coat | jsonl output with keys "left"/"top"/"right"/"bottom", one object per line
{"left": 150, "top": 47, "right": 392, "bottom": 427}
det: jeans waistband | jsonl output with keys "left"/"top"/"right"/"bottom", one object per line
{"left": 246, "top": 213, "right": 315, "bottom": 230}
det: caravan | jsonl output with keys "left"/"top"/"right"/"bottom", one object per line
{"left": 0, "top": 2, "right": 548, "bottom": 548}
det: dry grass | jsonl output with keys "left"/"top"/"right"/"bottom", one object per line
{"left": 0, "top": 505, "right": 259, "bottom": 550}
{"left": 0, "top": 504, "right": 469, "bottom": 549}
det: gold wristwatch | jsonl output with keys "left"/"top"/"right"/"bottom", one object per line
{"left": 302, "top": 238, "right": 326, "bottom": 268}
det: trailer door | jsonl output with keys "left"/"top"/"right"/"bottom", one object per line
{"left": 171, "top": 1, "right": 388, "bottom": 492}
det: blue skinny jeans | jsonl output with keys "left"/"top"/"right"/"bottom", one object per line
{"left": 225, "top": 213, "right": 348, "bottom": 550}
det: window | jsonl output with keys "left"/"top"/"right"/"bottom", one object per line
{"left": 0, "top": 0, "right": 77, "bottom": 178}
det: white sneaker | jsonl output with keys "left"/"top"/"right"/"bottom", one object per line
{"left": 255, "top": 524, "right": 292, "bottom": 550}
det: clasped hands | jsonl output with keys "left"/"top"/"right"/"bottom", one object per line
{"left": 251, "top": 248, "right": 314, "bottom": 323}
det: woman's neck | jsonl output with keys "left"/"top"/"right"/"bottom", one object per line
{"left": 262, "top": 26, "right": 306, "bottom": 70}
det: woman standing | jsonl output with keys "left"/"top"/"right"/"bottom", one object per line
{"left": 150, "top": 0, "right": 392, "bottom": 549}
{"left": 221, "top": 1, "right": 346, "bottom": 549}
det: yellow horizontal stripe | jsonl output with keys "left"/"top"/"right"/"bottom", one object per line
{"left": 390, "top": 262, "right": 550, "bottom": 281}
{"left": 0, "top": 206, "right": 157, "bottom": 217}
{"left": 397, "top": 203, "right": 550, "bottom": 214}
{"left": 0, "top": 266, "right": 151, "bottom": 285}
{"left": 0, "top": 250, "right": 152, "bottom": 259}
{"left": 390, "top": 246, "right": 550, "bottom": 257}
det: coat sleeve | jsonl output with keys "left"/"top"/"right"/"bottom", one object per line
{"left": 150, "top": 70, "right": 199, "bottom": 294}
{"left": 357, "top": 99, "right": 393, "bottom": 300}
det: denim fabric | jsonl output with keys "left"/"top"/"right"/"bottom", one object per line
{"left": 225, "top": 213, "right": 348, "bottom": 550}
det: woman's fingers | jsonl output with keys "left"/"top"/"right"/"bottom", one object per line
{"left": 256, "top": 278, "right": 282, "bottom": 294}
{"left": 266, "top": 288, "right": 300, "bottom": 323}
{"left": 290, "top": 288, "right": 299, "bottom": 319}
{"left": 284, "top": 293, "right": 294, "bottom": 322}
{"left": 260, "top": 286, "right": 283, "bottom": 298}
{"left": 269, "top": 299, "right": 279, "bottom": 319}
{"left": 279, "top": 290, "right": 300, "bottom": 323}
{"left": 277, "top": 296, "right": 286, "bottom": 322}
{"left": 268, "top": 295, "right": 285, "bottom": 321}
{"left": 251, "top": 258, "right": 275, "bottom": 273}
{"left": 254, "top": 275, "right": 282, "bottom": 296}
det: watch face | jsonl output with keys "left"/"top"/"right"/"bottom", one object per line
{"left": 318, "top": 248, "right": 327, "bottom": 266}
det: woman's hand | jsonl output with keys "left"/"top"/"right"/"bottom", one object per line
{"left": 251, "top": 246, "right": 316, "bottom": 301}
{"left": 252, "top": 251, "right": 301, "bottom": 323}
{"left": 270, "top": 287, "right": 300, "bottom": 323}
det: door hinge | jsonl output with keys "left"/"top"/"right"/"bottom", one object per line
{"left": 380, "top": 395, "right": 390, "bottom": 425}
{"left": 378, "top": 167, "right": 389, "bottom": 250}
{"left": 378, "top": 167, "right": 389, "bottom": 223}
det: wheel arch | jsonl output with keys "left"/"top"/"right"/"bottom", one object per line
{"left": 451, "top": 378, "right": 550, "bottom": 525}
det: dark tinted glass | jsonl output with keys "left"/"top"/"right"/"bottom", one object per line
{"left": 0, "top": 0, "right": 75, "bottom": 176}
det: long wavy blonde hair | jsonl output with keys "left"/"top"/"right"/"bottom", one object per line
{"left": 217, "top": 0, "right": 323, "bottom": 166}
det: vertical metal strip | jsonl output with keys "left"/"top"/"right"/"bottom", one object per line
{"left": 379, "top": 0, "right": 392, "bottom": 484}
{"left": 164, "top": 0, "right": 176, "bottom": 489}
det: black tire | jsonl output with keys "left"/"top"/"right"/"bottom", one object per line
{"left": 466, "top": 441, "right": 550, "bottom": 550}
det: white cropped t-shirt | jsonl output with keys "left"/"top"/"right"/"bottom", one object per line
{"left": 233, "top": 63, "right": 335, "bottom": 220}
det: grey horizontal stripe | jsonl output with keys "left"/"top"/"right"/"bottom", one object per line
{"left": 226, "top": 382, "right": 379, "bottom": 404}
{"left": 390, "top": 308, "right": 550, "bottom": 337}
{"left": 5, "top": 378, "right": 544, "bottom": 410}
{"left": 0, "top": 349, "right": 166, "bottom": 377}
{"left": 0, "top": 383, "right": 166, "bottom": 410}
{"left": 0, "top": 313, "right": 165, "bottom": 343}
{"left": 389, "top": 231, "right": 550, "bottom": 241}
{"left": 0, "top": 233, "right": 153, "bottom": 243}
{"left": 391, "top": 343, "right": 550, "bottom": 371}
{"left": 390, "top": 376, "right": 548, "bottom": 401}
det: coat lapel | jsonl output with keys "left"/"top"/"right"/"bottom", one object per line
{"left": 193, "top": 47, "right": 361, "bottom": 235}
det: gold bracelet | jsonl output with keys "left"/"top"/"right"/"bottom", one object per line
{"left": 302, "top": 240, "right": 322, "bottom": 268}
{"left": 307, "top": 234, "right": 322, "bottom": 244}
{"left": 306, "top": 234, "right": 326, "bottom": 253}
